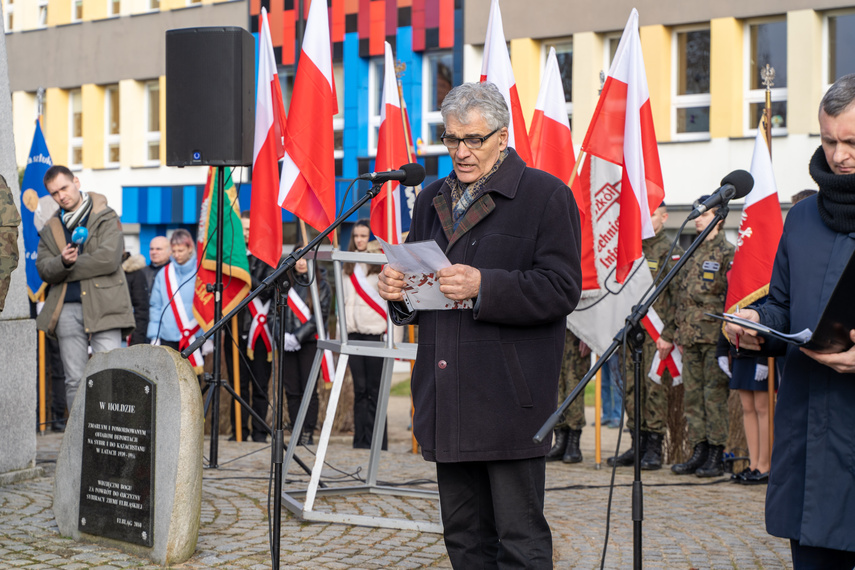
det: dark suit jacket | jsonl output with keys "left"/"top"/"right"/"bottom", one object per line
{"left": 759, "top": 195, "right": 855, "bottom": 551}
{"left": 391, "top": 149, "right": 582, "bottom": 462}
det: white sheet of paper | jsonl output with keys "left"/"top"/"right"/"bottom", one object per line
{"left": 379, "top": 238, "right": 473, "bottom": 311}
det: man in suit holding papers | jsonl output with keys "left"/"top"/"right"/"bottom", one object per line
{"left": 726, "top": 74, "right": 855, "bottom": 569}
{"left": 378, "top": 82, "right": 582, "bottom": 569}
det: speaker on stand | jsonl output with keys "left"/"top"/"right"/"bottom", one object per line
{"left": 166, "top": 26, "right": 256, "bottom": 468}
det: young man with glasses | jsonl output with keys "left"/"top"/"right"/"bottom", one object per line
{"left": 379, "top": 82, "right": 582, "bottom": 569}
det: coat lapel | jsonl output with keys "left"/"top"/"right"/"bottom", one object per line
{"left": 432, "top": 192, "right": 497, "bottom": 253}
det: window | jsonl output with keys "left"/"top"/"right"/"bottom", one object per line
{"left": 745, "top": 19, "right": 787, "bottom": 134}
{"left": 148, "top": 0, "right": 159, "bottom": 10}
{"left": 71, "top": 0, "right": 82, "bottom": 21}
{"left": 826, "top": 12, "right": 855, "bottom": 85}
{"left": 673, "top": 27, "right": 710, "bottom": 139}
{"left": 104, "top": 85, "right": 120, "bottom": 166}
{"left": 186, "top": 0, "right": 200, "bottom": 6}
{"left": 69, "top": 89, "right": 83, "bottom": 168}
{"left": 109, "top": 0, "right": 119, "bottom": 16}
{"left": 145, "top": 81, "right": 160, "bottom": 165}
{"left": 333, "top": 63, "right": 344, "bottom": 159}
{"left": 4, "top": 0, "right": 14, "bottom": 32}
{"left": 368, "top": 57, "right": 383, "bottom": 154}
{"left": 37, "top": 0, "right": 47, "bottom": 27}
{"left": 543, "top": 40, "right": 573, "bottom": 128}
{"left": 421, "top": 50, "right": 453, "bottom": 152}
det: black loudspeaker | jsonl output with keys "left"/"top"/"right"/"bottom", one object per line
{"left": 166, "top": 27, "right": 255, "bottom": 167}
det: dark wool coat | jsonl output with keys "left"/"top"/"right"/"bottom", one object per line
{"left": 758, "top": 195, "right": 855, "bottom": 551}
{"left": 391, "top": 149, "right": 582, "bottom": 463}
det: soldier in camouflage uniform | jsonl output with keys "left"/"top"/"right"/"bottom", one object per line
{"left": 610, "top": 203, "right": 683, "bottom": 470}
{"left": 671, "top": 197, "right": 735, "bottom": 477}
{"left": 0, "top": 174, "right": 21, "bottom": 314}
{"left": 546, "top": 328, "right": 589, "bottom": 463}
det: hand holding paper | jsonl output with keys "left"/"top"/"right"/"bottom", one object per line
{"left": 723, "top": 309, "right": 764, "bottom": 351}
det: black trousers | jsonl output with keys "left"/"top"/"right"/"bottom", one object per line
{"left": 791, "top": 540, "right": 855, "bottom": 570}
{"left": 348, "top": 333, "right": 387, "bottom": 450}
{"left": 281, "top": 340, "right": 320, "bottom": 432}
{"left": 46, "top": 335, "right": 67, "bottom": 426}
{"left": 435, "top": 457, "right": 552, "bottom": 569}
{"left": 223, "top": 332, "right": 272, "bottom": 441}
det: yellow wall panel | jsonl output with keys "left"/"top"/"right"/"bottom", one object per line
{"left": 640, "top": 24, "right": 671, "bottom": 142}
{"left": 43, "top": 88, "right": 69, "bottom": 167}
{"left": 571, "top": 31, "right": 604, "bottom": 147}
{"left": 509, "top": 37, "right": 540, "bottom": 127}
{"left": 710, "top": 17, "right": 743, "bottom": 138}
{"left": 787, "top": 10, "right": 822, "bottom": 135}
{"left": 81, "top": 83, "right": 105, "bottom": 169}
{"left": 83, "top": 0, "right": 107, "bottom": 20}
{"left": 47, "top": 0, "right": 71, "bottom": 27}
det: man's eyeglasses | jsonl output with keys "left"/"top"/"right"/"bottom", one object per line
{"left": 440, "top": 128, "right": 499, "bottom": 150}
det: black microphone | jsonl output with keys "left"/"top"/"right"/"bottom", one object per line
{"left": 687, "top": 169, "right": 754, "bottom": 220}
{"left": 358, "top": 163, "right": 426, "bottom": 187}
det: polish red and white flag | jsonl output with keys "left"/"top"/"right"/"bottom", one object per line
{"left": 370, "top": 41, "right": 411, "bottom": 245}
{"left": 566, "top": 9, "right": 665, "bottom": 356}
{"left": 725, "top": 118, "right": 783, "bottom": 314}
{"left": 642, "top": 309, "right": 683, "bottom": 385}
{"left": 250, "top": 7, "right": 288, "bottom": 268}
{"left": 529, "top": 46, "right": 575, "bottom": 183}
{"left": 279, "top": 0, "right": 338, "bottom": 237}
{"left": 479, "top": 0, "right": 532, "bottom": 163}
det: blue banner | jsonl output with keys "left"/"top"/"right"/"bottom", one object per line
{"left": 20, "top": 119, "right": 53, "bottom": 301}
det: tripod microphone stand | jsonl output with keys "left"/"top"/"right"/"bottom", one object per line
{"left": 197, "top": 166, "right": 281, "bottom": 468}
{"left": 182, "top": 176, "right": 404, "bottom": 569}
{"left": 534, "top": 203, "right": 733, "bottom": 570}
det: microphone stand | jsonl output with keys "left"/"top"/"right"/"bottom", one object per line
{"left": 181, "top": 180, "right": 387, "bottom": 569}
{"left": 534, "top": 203, "right": 732, "bottom": 570}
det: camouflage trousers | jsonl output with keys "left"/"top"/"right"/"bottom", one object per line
{"left": 681, "top": 343, "right": 729, "bottom": 447}
{"left": 0, "top": 227, "right": 18, "bottom": 313}
{"left": 621, "top": 338, "right": 671, "bottom": 435}
{"left": 557, "top": 329, "right": 588, "bottom": 431}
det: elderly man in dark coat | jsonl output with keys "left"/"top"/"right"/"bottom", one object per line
{"left": 727, "top": 74, "right": 855, "bottom": 569}
{"left": 379, "top": 82, "right": 582, "bottom": 569}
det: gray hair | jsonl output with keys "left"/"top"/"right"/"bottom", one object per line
{"left": 820, "top": 74, "right": 855, "bottom": 117}
{"left": 440, "top": 82, "right": 510, "bottom": 131}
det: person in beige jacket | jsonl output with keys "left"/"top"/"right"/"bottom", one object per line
{"left": 36, "top": 166, "right": 134, "bottom": 409}
{"left": 342, "top": 219, "right": 390, "bottom": 449}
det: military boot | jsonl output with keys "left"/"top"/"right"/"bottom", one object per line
{"left": 608, "top": 431, "right": 643, "bottom": 467}
{"left": 299, "top": 429, "right": 315, "bottom": 446}
{"left": 640, "top": 432, "right": 663, "bottom": 470}
{"left": 546, "top": 428, "right": 569, "bottom": 462}
{"left": 563, "top": 429, "right": 583, "bottom": 464}
{"left": 695, "top": 444, "right": 725, "bottom": 477}
{"left": 671, "top": 441, "right": 708, "bottom": 475}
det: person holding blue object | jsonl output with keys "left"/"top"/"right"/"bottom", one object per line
{"left": 36, "top": 165, "right": 134, "bottom": 409}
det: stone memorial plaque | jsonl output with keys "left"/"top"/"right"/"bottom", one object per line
{"left": 78, "top": 369, "right": 155, "bottom": 547}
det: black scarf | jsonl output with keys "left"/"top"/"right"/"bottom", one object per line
{"left": 810, "top": 146, "right": 855, "bottom": 233}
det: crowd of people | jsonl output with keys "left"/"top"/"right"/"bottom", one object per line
{"left": 25, "top": 75, "right": 855, "bottom": 569}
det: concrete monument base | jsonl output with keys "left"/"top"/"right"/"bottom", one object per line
{"left": 53, "top": 345, "right": 204, "bottom": 565}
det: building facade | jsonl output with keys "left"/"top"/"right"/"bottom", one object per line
{"left": 4, "top": 0, "right": 855, "bottom": 253}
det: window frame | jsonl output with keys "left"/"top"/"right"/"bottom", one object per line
{"left": 37, "top": 0, "right": 47, "bottom": 27}
{"left": 541, "top": 38, "right": 574, "bottom": 129}
{"left": 367, "top": 56, "right": 383, "bottom": 157}
{"left": 144, "top": 81, "right": 160, "bottom": 166}
{"left": 743, "top": 17, "right": 788, "bottom": 136}
{"left": 4, "top": 0, "right": 14, "bottom": 32}
{"left": 69, "top": 89, "right": 83, "bottom": 170}
{"left": 822, "top": 9, "right": 855, "bottom": 92}
{"left": 70, "top": 0, "right": 82, "bottom": 22}
{"left": 104, "top": 84, "right": 120, "bottom": 168}
{"left": 671, "top": 25, "right": 711, "bottom": 141}
{"left": 420, "top": 49, "right": 454, "bottom": 156}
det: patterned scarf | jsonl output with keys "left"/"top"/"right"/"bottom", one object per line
{"left": 447, "top": 149, "right": 509, "bottom": 228}
{"left": 810, "top": 146, "right": 855, "bottom": 234}
{"left": 61, "top": 190, "right": 92, "bottom": 231}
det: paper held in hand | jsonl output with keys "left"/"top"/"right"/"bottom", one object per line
{"left": 379, "top": 238, "right": 474, "bottom": 311}
{"left": 708, "top": 312, "right": 814, "bottom": 345}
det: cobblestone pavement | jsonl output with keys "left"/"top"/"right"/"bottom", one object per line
{"left": 1, "top": 400, "right": 790, "bottom": 569}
